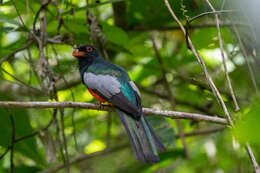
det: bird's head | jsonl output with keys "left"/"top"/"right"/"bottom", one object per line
{"left": 72, "top": 45, "right": 99, "bottom": 59}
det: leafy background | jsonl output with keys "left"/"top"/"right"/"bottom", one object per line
{"left": 0, "top": 0, "right": 260, "bottom": 172}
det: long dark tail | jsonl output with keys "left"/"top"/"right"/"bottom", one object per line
{"left": 116, "top": 109, "right": 166, "bottom": 163}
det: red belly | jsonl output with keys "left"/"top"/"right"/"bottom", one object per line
{"left": 88, "top": 89, "right": 106, "bottom": 103}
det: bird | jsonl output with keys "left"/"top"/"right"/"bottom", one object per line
{"left": 72, "top": 45, "right": 166, "bottom": 163}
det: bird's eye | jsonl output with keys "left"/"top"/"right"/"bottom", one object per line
{"left": 86, "top": 47, "right": 93, "bottom": 52}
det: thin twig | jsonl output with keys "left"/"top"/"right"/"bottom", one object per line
{"left": 0, "top": 101, "right": 228, "bottom": 124}
{"left": 188, "top": 10, "right": 235, "bottom": 23}
{"left": 140, "top": 86, "right": 217, "bottom": 115}
{"left": 246, "top": 143, "right": 260, "bottom": 173}
{"left": 221, "top": 0, "right": 226, "bottom": 10}
{"left": 164, "top": 1, "right": 260, "bottom": 172}
{"left": 0, "top": 112, "right": 54, "bottom": 162}
{"left": 203, "top": 4, "right": 260, "bottom": 170}
{"left": 164, "top": 0, "right": 233, "bottom": 126}
{"left": 11, "top": 0, "right": 30, "bottom": 31}
{"left": 205, "top": 0, "right": 240, "bottom": 112}
{"left": 40, "top": 143, "right": 128, "bottom": 173}
{"left": 51, "top": 44, "right": 78, "bottom": 150}
{"left": 33, "top": 0, "right": 51, "bottom": 34}
{"left": 53, "top": 109, "right": 66, "bottom": 170}
{"left": 60, "top": 109, "right": 70, "bottom": 173}
{"left": 0, "top": 67, "right": 43, "bottom": 93}
{"left": 232, "top": 25, "right": 259, "bottom": 97}
{"left": 11, "top": 0, "right": 41, "bottom": 44}
{"left": 150, "top": 34, "right": 191, "bottom": 159}
{"left": 14, "top": 117, "right": 54, "bottom": 144}
{"left": 231, "top": 24, "right": 260, "bottom": 173}
{"left": 0, "top": 147, "right": 10, "bottom": 160}
{"left": 175, "top": 126, "right": 225, "bottom": 138}
{"left": 0, "top": 40, "right": 33, "bottom": 65}
{"left": 9, "top": 112, "right": 15, "bottom": 173}
{"left": 125, "top": 22, "right": 249, "bottom": 31}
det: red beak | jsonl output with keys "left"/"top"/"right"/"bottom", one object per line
{"left": 72, "top": 49, "right": 85, "bottom": 57}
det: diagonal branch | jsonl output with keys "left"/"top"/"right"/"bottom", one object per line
{"left": 125, "top": 22, "right": 249, "bottom": 31}
{"left": 40, "top": 143, "right": 128, "bottom": 173}
{"left": 164, "top": 1, "right": 260, "bottom": 172}
{"left": 150, "top": 34, "right": 191, "bottom": 159}
{"left": 164, "top": 0, "right": 233, "bottom": 126}
{"left": 175, "top": 126, "right": 225, "bottom": 138}
{"left": 41, "top": 126, "right": 225, "bottom": 173}
{"left": 205, "top": 0, "right": 240, "bottom": 112}
{"left": 232, "top": 25, "right": 259, "bottom": 97}
{"left": 8, "top": 112, "right": 15, "bottom": 173}
{"left": 0, "top": 40, "right": 34, "bottom": 65}
{"left": 188, "top": 10, "right": 235, "bottom": 23}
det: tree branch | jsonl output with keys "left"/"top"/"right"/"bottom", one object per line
{"left": 0, "top": 39, "right": 34, "bottom": 65}
{"left": 9, "top": 112, "right": 15, "bottom": 173}
{"left": 125, "top": 23, "right": 248, "bottom": 31}
{"left": 205, "top": 0, "right": 240, "bottom": 112}
{"left": 188, "top": 10, "right": 235, "bottom": 23}
{"left": 232, "top": 24, "right": 259, "bottom": 97}
{"left": 164, "top": 0, "right": 233, "bottom": 126}
{"left": 40, "top": 143, "right": 128, "bottom": 173}
{"left": 164, "top": 0, "right": 259, "bottom": 172}
{"left": 176, "top": 126, "right": 225, "bottom": 138}
{"left": 140, "top": 86, "right": 217, "bottom": 115}
{"left": 150, "top": 34, "right": 191, "bottom": 159}
{"left": 0, "top": 101, "right": 227, "bottom": 125}
{"left": 246, "top": 143, "right": 260, "bottom": 173}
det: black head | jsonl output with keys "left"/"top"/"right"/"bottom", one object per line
{"left": 72, "top": 45, "right": 99, "bottom": 59}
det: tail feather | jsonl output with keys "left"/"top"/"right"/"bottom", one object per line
{"left": 116, "top": 109, "right": 165, "bottom": 163}
{"left": 143, "top": 115, "right": 166, "bottom": 152}
{"left": 116, "top": 109, "right": 146, "bottom": 162}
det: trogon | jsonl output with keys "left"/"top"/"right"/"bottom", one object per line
{"left": 72, "top": 45, "right": 166, "bottom": 163}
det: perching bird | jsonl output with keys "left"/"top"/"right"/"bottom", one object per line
{"left": 72, "top": 45, "right": 166, "bottom": 163}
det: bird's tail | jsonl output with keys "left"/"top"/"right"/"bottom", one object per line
{"left": 116, "top": 109, "right": 166, "bottom": 163}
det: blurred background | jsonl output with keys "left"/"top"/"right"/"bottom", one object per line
{"left": 0, "top": 0, "right": 260, "bottom": 172}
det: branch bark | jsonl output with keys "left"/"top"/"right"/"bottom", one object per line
{"left": 164, "top": 0, "right": 233, "bottom": 126}
{"left": 232, "top": 25, "right": 259, "bottom": 97}
{"left": 164, "top": 0, "right": 260, "bottom": 172}
{"left": 0, "top": 101, "right": 228, "bottom": 125}
{"left": 175, "top": 126, "right": 225, "bottom": 138}
{"left": 40, "top": 143, "right": 128, "bottom": 173}
{"left": 150, "top": 34, "right": 191, "bottom": 159}
{"left": 125, "top": 23, "right": 248, "bottom": 31}
{"left": 205, "top": 0, "right": 239, "bottom": 112}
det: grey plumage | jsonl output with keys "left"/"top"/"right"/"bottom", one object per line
{"left": 83, "top": 72, "right": 121, "bottom": 98}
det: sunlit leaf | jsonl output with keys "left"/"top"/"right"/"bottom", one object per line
{"left": 233, "top": 99, "right": 260, "bottom": 145}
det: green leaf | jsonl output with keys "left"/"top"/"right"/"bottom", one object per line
{"left": 147, "top": 116, "right": 176, "bottom": 148}
{"left": 118, "top": 149, "right": 185, "bottom": 173}
{"left": 233, "top": 99, "right": 260, "bottom": 145}
{"left": 102, "top": 23, "right": 130, "bottom": 47}
{"left": 13, "top": 166, "right": 42, "bottom": 173}
{"left": 127, "top": 0, "right": 202, "bottom": 27}
{"left": 0, "top": 17, "right": 21, "bottom": 26}
{"left": 0, "top": 95, "right": 45, "bottom": 166}
{"left": 0, "top": 27, "right": 16, "bottom": 33}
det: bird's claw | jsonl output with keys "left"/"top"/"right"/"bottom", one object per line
{"left": 97, "top": 101, "right": 105, "bottom": 110}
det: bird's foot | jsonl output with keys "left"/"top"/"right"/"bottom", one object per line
{"left": 96, "top": 101, "right": 105, "bottom": 110}
{"left": 96, "top": 101, "right": 113, "bottom": 110}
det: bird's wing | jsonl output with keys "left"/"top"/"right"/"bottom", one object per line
{"left": 83, "top": 72, "right": 142, "bottom": 119}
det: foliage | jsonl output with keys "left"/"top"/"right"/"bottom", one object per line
{"left": 0, "top": 0, "right": 260, "bottom": 172}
